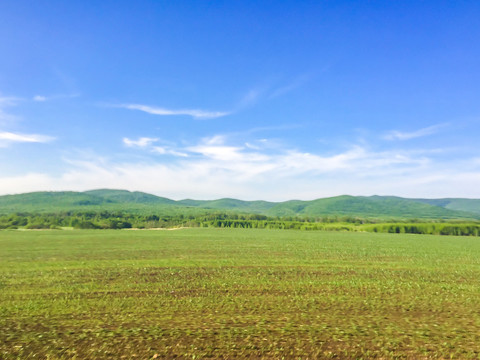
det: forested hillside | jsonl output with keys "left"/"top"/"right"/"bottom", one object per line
{"left": 1, "top": 189, "right": 479, "bottom": 220}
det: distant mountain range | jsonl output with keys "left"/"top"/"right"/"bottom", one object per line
{"left": 1, "top": 189, "right": 480, "bottom": 220}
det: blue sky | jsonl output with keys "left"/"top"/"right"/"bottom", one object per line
{"left": 1, "top": 1, "right": 480, "bottom": 200}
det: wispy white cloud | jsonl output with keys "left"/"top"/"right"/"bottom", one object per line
{"left": 118, "top": 104, "right": 230, "bottom": 119}
{"left": 203, "top": 135, "right": 227, "bottom": 145}
{"left": 0, "top": 131, "right": 55, "bottom": 146}
{"left": 0, "top": 173, "right": 56, "bottom": 195}
{"left": 0, "top": 95, "right": 55, "bottom": 145}
{"left": 123, "top": 136, "right": 188, "bottom": 157}
{"left": 268, "top": 74, "right": 311, "bottom": 99}
{"left": 1, "top": 138, "right": 479, "bottom": 200}
{"left": 235, "top": 88, "right": 265, "bottom": 110}
{"left": 187, "top": 144, "right": 246, "bottom": 161}
{"left": 3, "top": 161, "right": 480, "bottom": 200}
{"left": 152, "top": 146, "right": 188, "bottom": 157}
{"left": 32, "top": 93, "right": 80, "bottom": 102}
{"left": 384, "top": 123, "right": 448, "bottom": 141}
{"left": 0, "top": 96, "right": 21, "bottom": 106}
{"left": 2, "top": 127, "right": 479, "bottom": 199}
{"left": 235, "top": 75, "right": 310, "bottom": 110}
{"left": 123, "top": 137, "right": 158, "bottom": 148}
{"left": 0, "top": 95, "right": 22, "bottom": 124}
{"left": 113, "top": 76, "right": 308, "bottom": 121}
{"left": 126, "top": 134, "right": 429, "bottom": 179}
{"left": 186, "top": 135, "right": 270, "bottom": 162}
{"left": 245, "top": 142, "right": 261, "bottom": 150}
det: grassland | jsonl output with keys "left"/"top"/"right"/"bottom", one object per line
{"left": 1, "top": 229, "right": 480, "bottom": 359}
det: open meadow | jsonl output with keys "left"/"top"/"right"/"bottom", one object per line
{"left": 1, "top": 228, "right": 480, "bottom": 359}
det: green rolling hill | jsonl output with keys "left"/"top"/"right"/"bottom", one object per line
{"left": 0, "top": 191, "right": 110, "bottom": 212}
{"left": 0, "top": 190, "right": 179, "bottom": 214}
{"left": 0, "top": 189, "right": 479, "bottom": 220}
{"left": 84, "top": 189, "right": 175, "bottom": 205}
{"left": 411, "top": 198, "right": 480, "bottom": 215}
{"left": 177, "top": 198, "right": 276, "bottom": 213}
{"left": 264, "top": 195, "right": 479, "bottom": 219}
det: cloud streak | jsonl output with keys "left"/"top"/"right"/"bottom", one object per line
{"left": 268, "top": 74, "right": 311, "bottom": 99}
{"left": 33, "top": 93, "right": 80, "bottom": 102}
{"left": 118, "top": 104, "right": 230, "bottom": 119}
{"left": 123, "top": 136, "right": 188, "bottom": 157}
{"left": 384, "top": 124, "right": 448, "bottom": 141}
{"left": 235, "top": 75, "right": 311, "bottom": 111}
{"left": 123, "top": 137, "right": 158, "bottom": 148}
{"left": 0, "top": 131, "right": 54, "bottom": 146}
{"left": 114, "top": 75, "right": 309, "bottom": 121}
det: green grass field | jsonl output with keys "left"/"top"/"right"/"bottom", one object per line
{"left": 1, "top": 229, "right": 480, "bottom": 359}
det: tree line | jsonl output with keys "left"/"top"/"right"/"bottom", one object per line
{"left": 1, "top": 211, "right": 480, "bottom": 236}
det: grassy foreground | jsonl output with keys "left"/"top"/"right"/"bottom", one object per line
{"left": 1, "top": 229, "right": 480, "bottom": 359}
